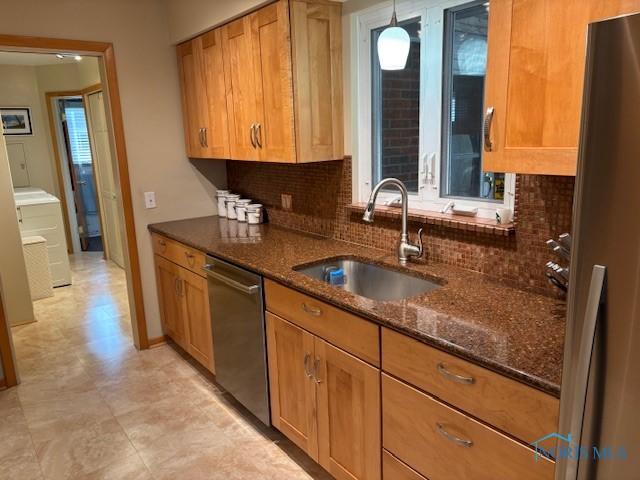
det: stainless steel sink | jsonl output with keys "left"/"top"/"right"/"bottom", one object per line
{"left": 294, "top": 257, "right": 441, "bottom": 301}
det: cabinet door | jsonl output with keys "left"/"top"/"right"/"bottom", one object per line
{"left": 177, "top": 39, "right": 207, "bottom": 158}
{"left": 180, "top": 268, "right": 215, "bottom": 373}
{"left": 201, "top": 28, "right": 230, "bottom": 159}
{"left": 266, "top": 312, "right": 318, "bottom": 460}
{"left": 484, "top": 0, "right": 640, "bottom": 175}
{"left": 221, "top": 15, "right": 260, "bottom": 161}
{"left": 290, "top": 0, "right": 344, "bottom": 162}
{"left": 154, "top": 255, "right": 187, "bottom": 349}
{"left": 250, "top": 1, "right": 296, "bottom": 162}
{"left": 315, "top": 338, "right": 381, "bottom": 480}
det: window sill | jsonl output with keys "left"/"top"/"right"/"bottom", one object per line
{"left": 347, "top": 203, "right": 515, "bottom": 236}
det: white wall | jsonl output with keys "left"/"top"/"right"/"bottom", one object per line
{"left": 0, "top": 64, "right": 59, "bottom": 194}
{"left": 0, "top": 0, "right": 226, "bottom": 339}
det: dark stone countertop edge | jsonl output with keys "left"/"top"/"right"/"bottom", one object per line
{"left": 148, "top": 223, "right": 561, "bottom": 398}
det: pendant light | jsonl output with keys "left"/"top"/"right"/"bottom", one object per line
{"left": 377, "top": 0, "right": 410, "bottom": 70}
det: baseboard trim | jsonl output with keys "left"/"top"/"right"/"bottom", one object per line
{"left": 148, "top": 335, "right": 168, "bottom": 348}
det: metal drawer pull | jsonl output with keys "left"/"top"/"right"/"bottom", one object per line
{"left": 313, "top": 358, "right": 322, "bottom": 383}
{"left": 158, "top": 239, "right": 166, "bottom": 247}
{"left": 185, "top": 251, "right": 195, "bottom": 265}
{"left": 250, "top": 123, "right": 257, "bottom": 148}
{"left": 436, "top": 423, "right": 473, "bottom": 448}
{"left": 303, "top": 353, "right": 313, "bottom": 379}
{"left": 483, "top": 106, "right": 494, "bottom": 152}
{"left": 301, "top": 302, "right": 322, "bottom": 316}
{"left": 203, "top": 128, "right": 208, "bottom": 148}
{"left": 202, "top": 265, "right": 259, "bottom": 295}
{"left": 437, "top": 363, "right": 475, "bottom": 385}
{"left": 255, "top": 123, "right": 263, "bottom": 148}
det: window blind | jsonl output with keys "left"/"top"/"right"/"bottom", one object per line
{"left": 64, "top": 106, "right": 92, "bottom": 165}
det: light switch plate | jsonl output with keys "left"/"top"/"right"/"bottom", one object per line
{"left": 144, "top": 191, "right": 157, "bottom": 209}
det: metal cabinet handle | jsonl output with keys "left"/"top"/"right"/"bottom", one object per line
{"left": 436, "top": 423, "right": 473, "bottom": 447}
{"left": 304, "top": 353, "right": 313, "bottom": 379}
{"left": 173, "top": 277, "right": 180, "bottom": 296}
{"left": 302, "top": 302, "right": 322, "bottom": 316}
{"left": 250, "top": 123, "right": 257, "bottom": 148}
{"left": 203, "top": 128, "right": 208, "bottom": 148}
{"left": 184, "top": 251, "right": 195, "bottom": 266}
{"left": 198, "top": 128, "right": 204, "bottom": 147}
{"left": 255, "top": 123, "right": 263, "bottom": 148}
{"left": 202, "top": 264, "right": 259, "bottom": 295}
{"left": 483, "top": 106, "right": 494, "bottom": 152}
{"left": 313, "top": 357, "right": 322, "bottom": 383}
{"left": 437, "top": 363, "right": 475, "bottom": 385}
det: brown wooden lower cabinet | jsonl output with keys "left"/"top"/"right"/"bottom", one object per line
{"left": 153, "top": 247, "right": 215, "bottom": 373}
{"left": 266, "top": 312, "right": 381, "bottom": 480}
{"left": 383, "top": 450, "right": 427, "bottom": 480}
{"left": 382, "top": 373, "right": 555, "bottom": 480}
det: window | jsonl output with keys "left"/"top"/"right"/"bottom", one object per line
{"left": 355, "top": 0, "right": 514, "bottom": 219}
{"left": 62, "top": 99, "right": 92, "bottom": 165}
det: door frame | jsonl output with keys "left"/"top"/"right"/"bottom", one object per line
{"left": 0, "top": 34, "right": 149, "bottom": 351}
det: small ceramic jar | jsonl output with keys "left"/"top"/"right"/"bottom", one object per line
{"left": 216, "top": 190, "right": 230, "bottom": 217}
{"left": 225, "top": 194, "right": 241, "bottom": 220}
{"left": 246, "top": 203, "right": 263, "bottom": 224}
{"left": 235, "top": 199, "right": 252, "bottom": 222}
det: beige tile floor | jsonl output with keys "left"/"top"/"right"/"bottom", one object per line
{"left": 2, "top": 252, "right": 331, "bottom": 480}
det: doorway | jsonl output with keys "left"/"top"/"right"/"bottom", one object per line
{"left": 58, "top": 96, "right": 103, "bottom": 252}
{"left": 0, "top": 36, "right": 150, "bottom": 388}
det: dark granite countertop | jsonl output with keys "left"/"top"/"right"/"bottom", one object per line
{"left": 148, "top": 216, "right": 565, "bottom": 397}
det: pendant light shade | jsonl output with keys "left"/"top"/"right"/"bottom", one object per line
{"left": 377, "top": 3, "right": 410, "bottom": 70}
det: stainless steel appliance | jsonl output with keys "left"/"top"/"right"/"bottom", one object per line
{"left": 556, "top": 12, "right": 640, "bottom": 480}
{"left": 203, "top": 256, "right": 270, "bottom": 426}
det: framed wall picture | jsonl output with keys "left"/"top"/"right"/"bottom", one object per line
{"left": 1, "top": 108, "right": 33, "bottom": 135}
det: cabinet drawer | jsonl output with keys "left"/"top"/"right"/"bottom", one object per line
{"left": 152, "top": 234, "right": 206, "bottom": 278}
{"left": 382, "top": 374, "right": 554, "bottom": 480}
{"left": 381, "top": 328, "right": 558, "bottom": 443}
{"left": 264, "top": 279, "right": 379, "bottom": 366}
{"left": 383, "top": 450, "right": 427, "bottom": 480}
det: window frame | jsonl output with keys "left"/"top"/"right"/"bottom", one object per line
{"left": 352, "top": 0, "right": 515, "bottom": 219}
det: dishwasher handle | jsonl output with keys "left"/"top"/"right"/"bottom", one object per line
{"left": 202, "top": 264, "right": 260, "bottom": 295}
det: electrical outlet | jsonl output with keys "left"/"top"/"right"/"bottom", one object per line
{"left": 144, "top": 191, "right": 157, "bottom": 209}
{"left": 281, "top": 193, "right": 292, "bottom": 211}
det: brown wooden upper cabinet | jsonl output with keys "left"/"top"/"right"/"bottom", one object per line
{"left": 483, "top": 0, "right": 640, "bottom": 175}
{"left": 177, "top": 0, "right": 343, "bottom": 163}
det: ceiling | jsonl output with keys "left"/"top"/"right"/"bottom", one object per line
{"left": 0, "top": 51, "right": 83, "bottom": 66}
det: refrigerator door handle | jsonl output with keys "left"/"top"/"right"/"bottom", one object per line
{"left": 556, "top": 264, "right": 607, "bottom": 480}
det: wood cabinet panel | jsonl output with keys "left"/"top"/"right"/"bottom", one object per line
{"left": 176, "top": 40, "right": 207, "bottom": 158}
{"left": 201, "top": 28, "right": 230, "bottom": 158}
{"left": 266, "top": 312, "right": 319, "bottom": 460}
{"left": 154, "top": 255, "right": 187, "bottom": 350}
{"left": 264, "top": 279, "right": 380, "bottom": 366}
{"left": 382, "top": 374, "right": 555, "bottom": 480}
{"left": 382, "top": 450, "right": 427, "bottom": 480}
{"left": 222, "top": 15, "right": 260, "bottom": 161}
{"left": 152, "top": 233, "right": 205, "bottom": 278}
{"left": 381, "top": 328, "right": 558, "bottom": 444}
{"left": 315, "top": 338, "right": 381, "bottom": 480}
{"left": 181, "top": 268, "right": 214, "bottom": 373}
{"left": 250, "top": 1, "right": 296, "bottom": 162}
{"left": 484, "top": 0, "right": 640, "bottom": 175}
{"left": 290, "top": 0, "right": 343, "bottom": 161}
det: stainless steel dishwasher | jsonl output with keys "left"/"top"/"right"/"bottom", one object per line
{"left": 202, "top": 256, "right": 270, "bottom": 426}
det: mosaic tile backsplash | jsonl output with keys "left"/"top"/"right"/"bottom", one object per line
{"left": 227, "top": 158, "right": 574, "bottom": 294}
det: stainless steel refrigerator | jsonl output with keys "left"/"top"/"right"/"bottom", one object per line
{"left": 556, "top": 11, "right": 640, "bottom": 480}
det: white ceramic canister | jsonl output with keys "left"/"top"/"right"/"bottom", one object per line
{"left": 235, "top": 199, "right": 252, "bottom": 222}
{"left": 246, "top": 203, "right": 263, "bottom": 224}
{"left": 225, "top": 194, "right": 241, "bottom": 220}
{"left": 216, "top": 190, "right": 230, "bottom": 217}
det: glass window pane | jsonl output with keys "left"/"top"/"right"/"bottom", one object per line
{"left": 442, "top": 1, "right": 505, "bottom": 201}
{"left": 372, "top": 18, "right": 421, "bottom": 193}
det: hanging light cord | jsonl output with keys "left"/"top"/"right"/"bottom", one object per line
{"left": 390, "top": 0, "right": 398, "bottom": 27}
